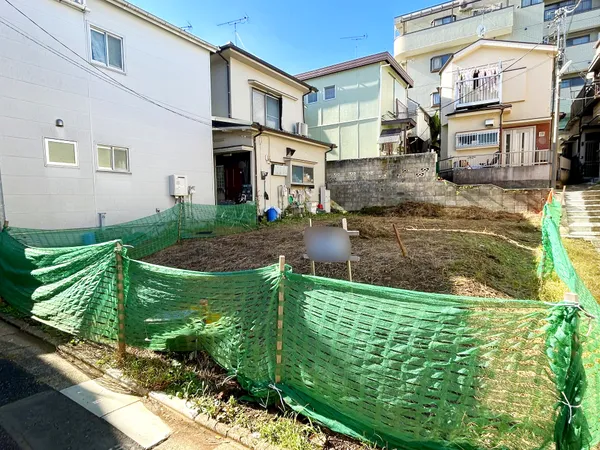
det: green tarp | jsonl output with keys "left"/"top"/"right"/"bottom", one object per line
{"left": 0, "top": 200, "right": 599, "bottom": 449}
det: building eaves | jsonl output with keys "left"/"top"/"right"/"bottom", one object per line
{"left": 102, "top": 0, "right": 217, "bottom": 53}
{"left": 295, "top": 52, "right": 414, "bottom": 88}
{"left": 218, "top": 44, "right": 316, "bottom": 92}
{"left": 254, "top": 124, "right": 336, "bottom": 149}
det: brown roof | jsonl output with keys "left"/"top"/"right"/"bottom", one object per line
{"left": 295, "top": 52, "right": 414, "bottom": 87}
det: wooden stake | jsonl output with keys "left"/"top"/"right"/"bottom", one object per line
{"left": 308, "top": 219, "right": 316, "bottom": 276}
{"left": 393, "top": 224, "right": 408, "bottom": 257}
{"left": 561, "top": 185, "right": 566, "bottom": 206}
{"left": 342, "top": 219, "right": 352, "bottom": 281}
{"left": 564, "top": 292, "right": 579, "bottom": 304}
{"left": 115, "top": 242, "right": 126, "bottom": 359}
{"left": 275, "top": 255, "right": 285, "bottom": 384}
{"left": 177, "top": 201, "right": 184, "bottom": 243}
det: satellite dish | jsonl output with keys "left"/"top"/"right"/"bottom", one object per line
{"left": 477, "top": 24, "right": 487, "bottom": 38}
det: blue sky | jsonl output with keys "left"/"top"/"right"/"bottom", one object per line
{"left": 129, "top": 0, "right": 440, "bottom": 75}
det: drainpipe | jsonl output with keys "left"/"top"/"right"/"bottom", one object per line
{"left": 253, "top": 125, "right": 264, "bottom": 217}
{"left": 216, "top": 50, "right": 232, "bottom": 118}
{"left": 499, "top": 107, "right": 504, "bottom": 165}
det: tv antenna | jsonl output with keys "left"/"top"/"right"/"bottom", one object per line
{"left": 341, "top": 34, "right": 368, "bottom": 58}
{"left": 180, "top": 21, "right": 193, "bottom": 32}
{"left": 218, "top": 15, "right": 249, "bottom": 48}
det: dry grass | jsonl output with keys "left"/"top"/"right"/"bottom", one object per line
{"left": 145, "top": 204, "right": 542, "bottom": 300}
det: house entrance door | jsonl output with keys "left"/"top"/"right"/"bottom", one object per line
{"left": 503, "top": 126, "right": 535, "bottom": 166}
{"left": 583, "top": 140, "right": 600, "bottom": 179}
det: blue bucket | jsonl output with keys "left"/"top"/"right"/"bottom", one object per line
{"left": 82, "top": 232, "right": 96, "bottom": 245}
{"left": 266, "top": 207, "right": 278, "bottom": 222}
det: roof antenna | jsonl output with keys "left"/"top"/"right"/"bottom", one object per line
{"left": 218, "top": 15, "right": 249, "bottom": 48}
{"left": 340, "top": 34, "right": 368, "bottom": 58}
{"left": 180, "top": 21, "right": 193, "bottom": 32}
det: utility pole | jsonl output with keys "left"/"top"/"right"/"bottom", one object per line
{"left": 550, "top": 1, "right": 580, "bottom": 188}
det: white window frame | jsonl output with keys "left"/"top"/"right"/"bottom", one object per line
{"left": 291, "top": 165, "right": 315, "bottom": 186}
{"left": 431, "top": 91, "right": 441, "bottom": 107}
{"left": 44, "top": 138, "right": 79, "bottom": 168}
{"left": 455, "top": 129, "right": 500, "bottom": 150}
{"left": 306, "top": 92, "right": 318, "bottom": 104}
{"left": 96, "top": 145, "right": 131, "bottom": 173}
{"left": 252, "top": 89, "right": 281, "bottom": 129}
{"left": 323, "top": 85, "right": 336, "bottom": 101}
{"left": 89, "top": 25, "right": 125, "bottom": 72}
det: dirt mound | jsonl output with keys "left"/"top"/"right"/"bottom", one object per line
{"left": 359, "top": 202, "right": 526, "bottom": 222}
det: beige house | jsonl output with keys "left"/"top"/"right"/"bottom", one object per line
{"left": 439, "top": 40, "right": 556, "bottom": 187}
{"left": 394, "top": 0, "right": 600, "bottom": 131}
{"left": 210, "top": 44, "right": 334, "bottom": 214}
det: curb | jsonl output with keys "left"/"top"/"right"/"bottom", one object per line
{"left": 0, "top": 312, "right": 282, "bottom": 450}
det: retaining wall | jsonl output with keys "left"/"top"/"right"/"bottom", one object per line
{"left": 326, "top": 154, "right": 550, "bottom": 213}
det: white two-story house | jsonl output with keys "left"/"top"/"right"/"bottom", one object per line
{"left": 210, "top": 44, "right": 335, "bottom": 214}
{"left": 0, "top": 0, "right": 216, "bottom": 228}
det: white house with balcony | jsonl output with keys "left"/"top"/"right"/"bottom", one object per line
{"left": 438, "top": 39, "right": 556, "bottom": 188}
{"left": 0, "top": 0, "right": 217, "bottom": 229}
{"left": 393, "top": 0, "right": 600, "bottom": 135}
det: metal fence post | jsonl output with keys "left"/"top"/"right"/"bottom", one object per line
{"left": 115, "top": 242, "right": 126, "bottom": 359}
{"left": 275, "top": 255, "right": 285, "bottom": 384}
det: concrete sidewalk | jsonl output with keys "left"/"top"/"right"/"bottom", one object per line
{"left": 0, "top": 319, "right": 245, "bottom": 450}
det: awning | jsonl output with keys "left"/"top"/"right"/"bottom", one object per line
{"left": 378, "top": 133, "right": 401, "bottom": 144}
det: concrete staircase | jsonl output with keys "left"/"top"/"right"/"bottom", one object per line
{"left": 563, "top": 184, "right": 600, "bottom": 241}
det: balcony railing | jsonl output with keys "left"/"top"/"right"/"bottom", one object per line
{"left": 456, "top": 72, "right": 501, "bottom": 108}
{"left": 544, "top": 0, "right": 592, "bottom": 21}
{"left": 395, "top": 99, "right": 410, "bottom": 120}
{"left": 570, "top": 80, "right": 600, "bottom": 119}
{"left": 439, "top": 150, "right": 550, "bottom": 172}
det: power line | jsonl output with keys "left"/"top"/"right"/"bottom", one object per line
{"left": 1, "top": 0, "right": 212, "bottom": 126}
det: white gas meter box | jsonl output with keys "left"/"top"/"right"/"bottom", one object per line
{"left": 169, "top": 175, "right": 188, "bottom": 197}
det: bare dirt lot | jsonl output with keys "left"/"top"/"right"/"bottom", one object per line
{"left": 145, "top": 203, "right": 543, "bottom": 300}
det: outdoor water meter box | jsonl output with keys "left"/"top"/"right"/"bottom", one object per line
{"left": 169, "top": 174, "right": 188, "bottom": 196}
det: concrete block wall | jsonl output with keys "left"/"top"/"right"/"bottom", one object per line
{"left": 326, "top": 154, "right": 549, "bottom": 213}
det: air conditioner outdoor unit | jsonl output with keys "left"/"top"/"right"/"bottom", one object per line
{"left": 296, "top": 122, "right": 309, "bottom": 137}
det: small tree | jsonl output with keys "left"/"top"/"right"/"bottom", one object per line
{"left": 429, "top": 112, "right": 441, "bottom": 153}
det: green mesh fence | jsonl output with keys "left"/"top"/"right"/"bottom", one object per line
{"left": 539, "top": 199, "right": 600, "bottom": 447}
{"left": 1, "top": 198, "right": 599, "bottom": 449}
{"left": 6, "top": 202, "right": 257, "bottom": 259}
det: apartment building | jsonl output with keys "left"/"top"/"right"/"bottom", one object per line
{"left": 394, "top": 0, "right": 600, "bottom": 128}
{"left": 0, "top": 0, "right": 216, "bottom": 229}
{"left": 296, "top": 53, "right": 418, "bottom": 161}
{"left": 562, "top": 39, "right": 600, "bottom": 180}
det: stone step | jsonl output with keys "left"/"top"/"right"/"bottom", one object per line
{"left": 568, "top": 223, "right": 600, "bottom": 233}
{"left": 567, "top": 216, "right": 600, "bottom": 223}
{"left": 565, "top": 231, "right": 600, "bottom": 238}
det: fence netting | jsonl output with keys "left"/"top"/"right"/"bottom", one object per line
{"left": 5, "top": 203, "right": 256, "bottom": 259}
{"left": 0, "top": 200, "right": 599, "bottom": 449}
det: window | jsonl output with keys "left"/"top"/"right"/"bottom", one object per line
{"left": 567, "top": 35, "right": 591, "bottom": 47}
{"left": 430, "top": 54, "right": 452, "bottom": 72}
{"left": 252, "top": 89, "right": 281, "bottom": 129}
{"left": 431, "top": 91, "right": 441, "bottom": 107}
{"left": 455, "top": 130, "right": 499, "bottom": 149}
{"left": 44, "top": 138, "right": 78, "bottom": 167}
{"left": 291, "top": 165, "right": 314, "bottom": 186}
{"left": 560, "top": 77, "right": 586, "bottom": 89}
{"left": 521, "top": 0, "right": 542, "bottom": 6}
{"left": 324, "top": 85, "right": 336, "bottom": 101}
{"left": 545, "top": 0, "right": 591, "bottom": 21}
{"left": 97, "top": 145, "right": 130, "bottom": 172}
{"left": 431, "top": 15, "right": 455, "bottom": 27}
{"left": 306, "top": 92, "right": 318, "bottom": 104}
{"left": 91, "top": 27, "right": 124, "bottom": 70}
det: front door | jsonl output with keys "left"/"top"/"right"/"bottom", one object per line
{"left": 503, "top": 126, "right": 535, "bottom": 166}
